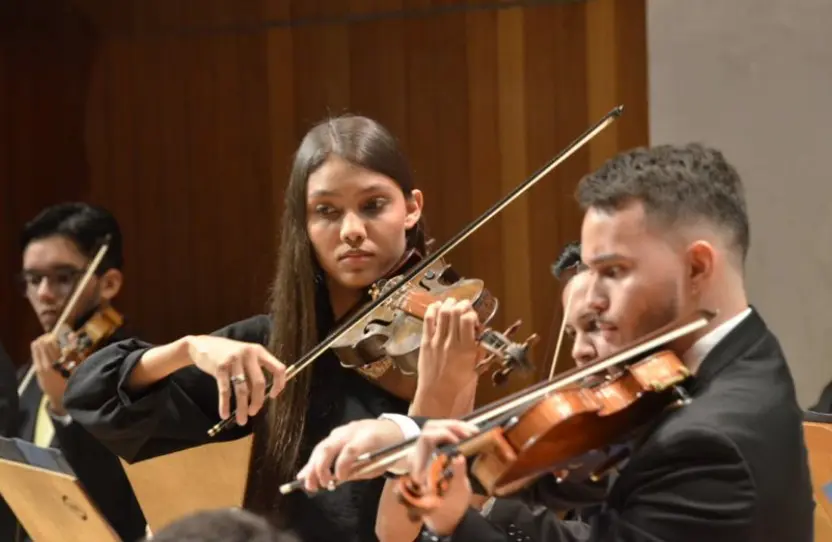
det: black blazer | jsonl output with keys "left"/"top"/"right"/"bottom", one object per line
{"left": 810, "top": 379, "right": 832, "bottom": 413}
{"left": 414, "top": 308, "right": 814, "bottom": 542}
{"left": 0, "top": 342, "right": 18, "bottom": 438}
{"left": 0, "top": 343, "right": 20, "bottom": 541}
{"left": 3, "top": 329, "right": 147, "bottom": 542}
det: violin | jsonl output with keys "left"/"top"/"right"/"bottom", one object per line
{"left": 333, "top": 246, "right": 536, "bottom": 386}
{"left": 49, "top": 235, "right": 124, "bottom": 378}
{"left": 208, "top": 105, "right": 624, "bottom": 438}
{"left": 52, "top": 304, "right": 124, "bottom": 378}
{"left": 391, "top": 310, "right": 715, "bottom": 519}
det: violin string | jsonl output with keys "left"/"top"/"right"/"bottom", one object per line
{"left": 222, "top": 106, "right": 625, "bottom": 437}
{"left": 278, "top": 310, "right": 712, "bottom": 494}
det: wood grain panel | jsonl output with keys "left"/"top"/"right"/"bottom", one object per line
{"left": 0, "top": 0, "right": 648, "bottom": 408}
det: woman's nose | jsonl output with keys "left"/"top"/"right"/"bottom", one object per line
{"left": 340, "top": 212, "right": 367, "bottom": 246}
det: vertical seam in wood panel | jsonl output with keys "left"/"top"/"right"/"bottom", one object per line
{"left": 266, "top": 28, "right": 294, "bottom": 261}
{"left": 586, "top": 0, "right": 619, "bottom": 169}
{"left": 497, "top": 7, "right": 533, "bottom": 334}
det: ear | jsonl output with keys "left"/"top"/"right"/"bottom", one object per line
{"left": 404, "top": 189, "right": 424, "bottom": 229}
{"left": 686, "top": 240, "right": 715, "bottom": 295}
{"left": 98, "top": 268, "right": 123, "bottom": 301}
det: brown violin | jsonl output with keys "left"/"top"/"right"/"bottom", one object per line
{"left": 48, "top": 235, "right": 124, "bottom": 378}
{"left": 392, "top": 310, "right": 715, "bottom": 518}
{"left": 208, "top": 105, "right": 624, "bottom": 437}
{"left": 52, "top": 305, "right": 124, "bottom": 378}
{"left": 333, "top": 246, "right": 536, "bottom": 385}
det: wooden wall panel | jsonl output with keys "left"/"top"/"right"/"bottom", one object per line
{"left": 0, "top": 0, "right": 648, "bottom": 407}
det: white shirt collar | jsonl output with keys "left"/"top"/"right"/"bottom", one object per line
{"left": 682, "top": 307, "right": 752, "bottom": 372}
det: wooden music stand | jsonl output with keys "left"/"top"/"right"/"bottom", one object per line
{"left": 0, "top": 437, "right": 119, "bottom": 542}
{"left": 119, "top": 434, "right": 254, "bottom": 534}
{"left": 804, "top": 420, "right": 832, "bottom": 542}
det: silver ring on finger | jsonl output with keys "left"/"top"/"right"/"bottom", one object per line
{"left": 230, "top": 374, "right": 247, "bottom": 385}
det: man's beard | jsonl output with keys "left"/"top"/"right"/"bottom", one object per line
{"left": 634, "top": 288, "right": 681, "bottom": 342}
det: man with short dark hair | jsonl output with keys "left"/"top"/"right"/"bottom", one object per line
{"left": 297, "top": 143, "right": 814, "bottom": 542}
{"left": 5, "top": 202, "right": 146, "bottom": 541}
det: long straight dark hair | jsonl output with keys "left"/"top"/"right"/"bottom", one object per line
{"left": 244, "top": 115, "right": 428, "bottom": 520}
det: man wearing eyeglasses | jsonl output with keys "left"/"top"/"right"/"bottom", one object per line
{"left": 6, "top": 202, "right": 146, "bottom": 542}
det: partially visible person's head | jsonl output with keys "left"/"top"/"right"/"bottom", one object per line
{"left": 553, "top": 241, "right": 610, "bottom": 367}
{"left": 146, "top": 508, "right": 298, "bottom": 542}
{"left": 551, "top": 240, "right": 584, "bottom": 282}
{"left": 20, "top": 202, "right": 124, "bottom": 332}
{"left": 575, "top": 143, "right": 749, "bottom": 350}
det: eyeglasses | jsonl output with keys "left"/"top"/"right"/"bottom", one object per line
{"left": 19, "top": 267, "right": 85, "bottom": 298}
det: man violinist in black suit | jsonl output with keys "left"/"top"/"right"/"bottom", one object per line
{"left": 2, "top": 203, "right": 146, "bottom": 542}
{"left": 296, "top": 143, "right": 815, "bottom": 541}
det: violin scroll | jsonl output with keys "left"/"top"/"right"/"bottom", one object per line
{"left": 476, "top": 320, "right": 539, "bottom": 386}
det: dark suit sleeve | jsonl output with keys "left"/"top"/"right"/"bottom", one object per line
{"left": 810, "top": 379, "right": 832, "bottom": 413}
{"left": 63, "top": 315, "right": 271, "bottom": 463}
{"left": 0, "top": 342, "right": 18, "bottom": 437}
{"left": 445, "top": 426, "right": 756, "bottom": 542}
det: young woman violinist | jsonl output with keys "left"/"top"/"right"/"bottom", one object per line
{"left": 62, "top": 115, "right": 483, "bottom": 542}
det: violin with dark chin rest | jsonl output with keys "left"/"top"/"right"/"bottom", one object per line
{"left": 333, "top": 245, "right": 538, "bottom": 400}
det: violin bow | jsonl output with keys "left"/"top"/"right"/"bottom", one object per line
{"left": 208, "top": 105, "right": 625, "bottom": 437}
{"left": 50, "top": 235, "right": 112, "bottom": 338}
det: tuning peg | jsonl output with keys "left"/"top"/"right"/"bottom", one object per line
{"left": 492, "top": 367, "right": 511, "bottom": 386}
{"left": 522, "top": 333, "right": 540, "bottom": 349}
{"left": 501, "top": 320, "right": 522, "bottom": 338}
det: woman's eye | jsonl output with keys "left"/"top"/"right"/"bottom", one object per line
{"left": 315, "top": 205, "right": 338, "bottom": 217}
{"left": 363, "top": 198, "right": 388, "bottom": 213}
